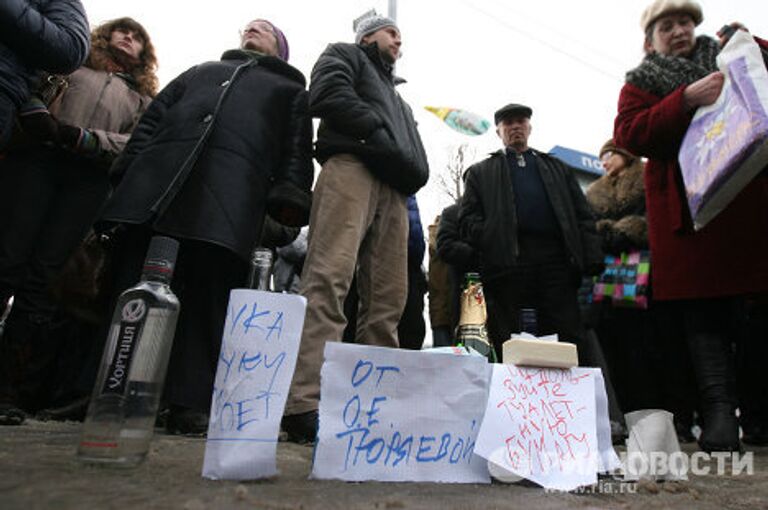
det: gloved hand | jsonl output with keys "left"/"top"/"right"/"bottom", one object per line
{"left": 18, "top": 110, "right": 59, "bottom": 144}
{"left": 57, "top": 123, "right": 82, "bottom": 149}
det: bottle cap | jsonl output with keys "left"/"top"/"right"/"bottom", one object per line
{"left": 143, "top": 236, "right": 179, "bottom": 280}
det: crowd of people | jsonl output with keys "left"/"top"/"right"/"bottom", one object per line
{"left": 0, "top": 0, "right": 766, "bottom": 457}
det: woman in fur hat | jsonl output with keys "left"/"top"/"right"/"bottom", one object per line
{"left": 0, "top": 17, "right": 158, "bottom": 425}
{"left": 614, "top": 0, "right": 768, "bottom": 452}
{"left": 587, "top": 140, "right": 696, "bottom": 443}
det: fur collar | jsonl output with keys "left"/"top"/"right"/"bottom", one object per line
{"left": 586, "top": 160, "right": 646, "bottom": 220}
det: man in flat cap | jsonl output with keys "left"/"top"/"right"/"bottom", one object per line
{"left": 459, "top": 103, "right": 603, "bottom": 359}
{"left": 282, "top": 13, "right": 429, "bottom": 443}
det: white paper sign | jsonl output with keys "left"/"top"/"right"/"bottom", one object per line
{"left": 593, "top": 369, "right": 622, "bottom": 473}
{"left": 312, "top": 343, "right": 492, "bottom": 483}
{"left": 202, "top": 289, "right": 306, "bottom": 480}
{"left": 475, "top": 365, "right": 601, "bottom": 491}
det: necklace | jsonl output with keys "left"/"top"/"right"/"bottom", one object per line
{"left": 516, "top": 152, "right": 526, "bottom": 168}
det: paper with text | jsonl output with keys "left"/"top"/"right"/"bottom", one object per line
{"left": 475, "top": 365, "right": 600, "bottom": 491}
{"left": 312, "top": 343, "right": 492, "bottom": 483}
{"left": 202, "top": 290, "right": 306, "bottom": 480}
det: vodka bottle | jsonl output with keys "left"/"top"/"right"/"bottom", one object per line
{"left": 247, "top": 247, "right": 273, "bottom": 290}
{"left": 77, "top": 236, "right": 180, "bottom": 466}
{"left": 456, "top": 272, "right": 496, "bottom": 362}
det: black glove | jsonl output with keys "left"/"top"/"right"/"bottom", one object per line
{"left": 18, "top": 111, "right": 59, "bottom": 144}
{"left": 57, "top": 123, "right": 82, "bottom": 150}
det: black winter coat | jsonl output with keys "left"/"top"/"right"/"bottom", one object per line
{"left": 459, "top": 149, "right": 603, "bottom": 281}
{"left": 0, "top": 0, "right": 89, "bottom": 108}
{"left": 310, "top": 42, "right": 429, "bottom": 195}
{"left": 102, "top": 50, "right": 314, "bottom": 262}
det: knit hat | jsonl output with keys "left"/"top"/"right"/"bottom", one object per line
{"left": 355, "top": 15, "right": 398, "bottom": 44}
{"left": 251, "top": 19, "right": 290, "bottom": 61}
{"left": 599, "top": 139, "right": 636, "bottom": 165}
{"left": 640, "top": 0, "right": 703, "bottom": 31}
{"left": 494, "top": 103, "right": 532, "bottom": 124}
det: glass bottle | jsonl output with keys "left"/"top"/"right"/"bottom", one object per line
{"left": 77, "top": 236, "right": 180, "bottom": 466}
{"left": 456, "top": 272, "right": 497, "bottom": 362}
{"left": 248, "top": 247, "right": 273, "bottom": 291}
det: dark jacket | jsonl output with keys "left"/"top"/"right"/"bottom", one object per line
{"left": 406, "top": 195, "right": 425, "bottom": 273}
{"left": 459, "top": 149, "right": 603, "bottom": 282}
{"left": 102, "top": 50, "right": 314, "bottom": 262}
{"left": 309, "top": 42, "right": 429, "bottom": 195}
{"left": 436, "top": 202, "right": 479, "bottom": 330}
{"left": 585, "top": 159, "right": 648, "bottom": 255}
{"left": 0, "top": 0, "right": 89, "bottom": 108}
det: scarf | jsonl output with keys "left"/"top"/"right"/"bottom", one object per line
{"left": 625, "top": 35, "right": 720, "bottom": 97}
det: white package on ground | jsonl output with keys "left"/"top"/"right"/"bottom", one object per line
{"left": 202, "top": 290, "right": 306, "bottom": 480}
{"left": 312, "top": 343, "right": 492, "bottom": 483}
{"left": 623, "top": 409, "right": 686, "bottom": 481}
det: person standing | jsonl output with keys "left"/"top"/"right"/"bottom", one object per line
{"left": 0, "top": 17, "right": 157, "bottom": 425}
{"left": 459, "top": 103, "right": 604, "bottom": 359}
{"left": 614, "top": 0, "right": 768, "bottom": 451}
{"left": 586, "top": 139, "right": 696, "bottom": 442}
{"left": 283, "top": 14, "right": 429, "bottom": 443}
{"left": 397, "top": 195, "right": 427, "bottom": 350}
{"left": 99, "top": 19, "right": 313, "bottom": 434}
{"left": 435, "top": 202, "right": 478, "bottom": 346}
{"left": 0, "top": 0, "right": 90, "bottom": 151}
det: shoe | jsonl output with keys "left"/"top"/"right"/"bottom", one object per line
{"left": 674, "top": 419, "right": 696, "bottom": 443}
{"left": 165, "top": 405, "right": 209, "bottom": 436}
{"left": 741, "top": 423, "right": 768, "bottom": 447}
{"left": 281, "top": 410, "right": 318, "bottom": 444}
{"left": 698, "top": 404, "right": 740, "bottom": 453}
{"left": 37, "top": 396, "right": 89, "bottom": 422}
{"left": 0, "top": 404, "right": 26, "bottom": 426}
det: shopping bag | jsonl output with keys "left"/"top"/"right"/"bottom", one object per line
{"left": 679, "top": 30, "right": 768, "bottom": 230}
{"left": 592, "top": 250, "right": 650, "bottom": 309}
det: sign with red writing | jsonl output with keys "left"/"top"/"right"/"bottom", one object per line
{"left": 475, "top": 365, "right": 605, "bottom": 490}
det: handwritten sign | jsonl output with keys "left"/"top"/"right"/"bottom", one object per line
{"left": 202, "top": 289, "right": 306, "bottom": 480}
{"left": 475, "top": 365, "right": 605, "bottom": 491}
{"left": 312, "top": 343, "right": 491, "bottom": 483}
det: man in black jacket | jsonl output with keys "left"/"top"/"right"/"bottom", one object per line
{"left": 283, "top": 14, "right": 429, "bottom": 443}
{"left": 459, "top": 103, "right": 603, "bottom": 360}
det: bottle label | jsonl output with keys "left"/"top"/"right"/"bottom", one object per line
{"left": 101, "top": 298, "right": 149, "bottom": 396}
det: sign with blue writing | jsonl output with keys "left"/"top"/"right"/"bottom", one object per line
{"left": 549, "top": 145, "right": 605, "bottom": 176}
{"left": 312, "top": 343, "right": 492, "bottom": 483}
{"left": 202, "top": 289, "right": 306, "bottom": 480}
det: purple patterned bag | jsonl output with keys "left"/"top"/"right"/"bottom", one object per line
{"left": 679, "top": 31, "right": 768, "bottom": 230}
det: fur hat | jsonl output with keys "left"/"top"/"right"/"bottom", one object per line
{"left": 494, "top": 103, "right": 532, "bottom": 124}
{"left": 355, "top": 15, "right": 398, "bottom": 44}
{"left": 599, "top": 139, "right": 636, "bottom": 165}
{"left": 640, "top": 0, "right": 703, "bottom": 31}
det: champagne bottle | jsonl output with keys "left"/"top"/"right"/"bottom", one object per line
{"left": 456, "top": 272, "right": 496, "bottom": 362}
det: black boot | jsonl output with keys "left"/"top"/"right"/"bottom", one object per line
{"left": 687, "top": 306, "right": 740, "bottom": 453}
{"left": 0, "top": 311, "right": 58, "bottom": 413}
